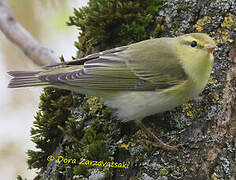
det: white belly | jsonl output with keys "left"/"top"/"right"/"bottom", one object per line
{"left": 104, "top": 90, "right": 187, "bottom": 122}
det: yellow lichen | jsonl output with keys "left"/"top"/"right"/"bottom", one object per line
{"left": 222, "top": 88, "right": 226, "bottom": 93}
{"left": 208, "top": 76, "right": 218, "bottom": 85}
{"left": 214, "top": 93, "right": 220, "bottom": 101}
{"left": 186, "top": 111, "right": 194, "bottom": 117}
{"left": 221, "top": 13, "right": 235, "bottom": 28}
{"left": 120, "top": 143, "right": 129, "bottom": 150}
{"left": 194, "top": 16, "right": 212, "bottom": 32}
{"left": 215, "top": 30, "right": 233, "bottom": 43}
{"left": 209, "top": 31, "right": 216, "bottom": 36}
{"left": 211, "top": 172, "right": 219, "bottom": 180}
{"left": 215, "top": 14, "right": 236, "bottom": 43}
{"left": 215, "top": 38, "right": 221, "bottom": 44}
{"left": 120, "top": 142, "right": 136, "bottom": 150}
{"left": 220, "top": 30, "right": 233, "bottom": 43}
{"left": 136, "top": 129, "right": 149, "bottom": 139}
{"left": 86, "top": 96, "right": 104, "bottom": 116}
{"left": 182, "top": 103, "right": 200, "bottom": 118}
{"left": 159, "top": 168, "right": 169, "bottom": 176}
{"left": 182, "top": 103, "right": 192, "bottom": 112}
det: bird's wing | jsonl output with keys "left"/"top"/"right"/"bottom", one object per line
{"left": 39, "top": 39, "right": 187, "bottom": 91}
{"left": 39, "top": 57, "right": 156, "bottom": 91}
{"left": 39, "top": 46, "right": 154, "bottom": 90}
{"left": 124, "top": 38, "right": 188, "bottom": 89}
{"left": 43, "top": 46, "right": 129, "bottom": 68}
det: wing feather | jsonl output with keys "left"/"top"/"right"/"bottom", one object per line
{"left": 39, "top": 39, "right": 187, "bottom": 91}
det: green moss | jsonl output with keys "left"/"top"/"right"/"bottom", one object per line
{"left": 142, "top": 143, "right": 154, "bottom": 153}
{"left": 16, "top": 176, "right": 26, "bottom": 180}
{"left": 104, "top": 168, "right": 113, "bottom": 179}
{"left": 67, "top": 0, "right": 163, "bottom": 56}
{"left": 86, "top": 140, "right": 108, "bottom": 160}
{"left": 26, "top": 88, "right": 110, "bottom": 177}
{"left": 173, "top": 22, "right": 181, "bottom": 31}
{"left": 152, "top": 23, "right": 165, "bottom": 36}
{"left": 82, "top": 120, "right": 109, "bottom": 160}
{"left": 131, "top": 171, "right": 142, "bottom": 180}
{"left": 84, "top": 96, "right": 104, "bottom": 116}
{"left": 27, "top": 87, "right": 72, "bottom": 169}
{"left": 73, "top": 165, "right": 90, "bottom": 177}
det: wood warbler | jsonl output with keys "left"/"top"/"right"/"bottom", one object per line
{"left": 8, "top": 33, "right": 216, "bottom": 150}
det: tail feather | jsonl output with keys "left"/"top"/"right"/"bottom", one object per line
{"left": 7, "top": 71, "right": 40, "bottom": 77}
{"left": 8, "top": 71, "right": 50, "bottom": 88}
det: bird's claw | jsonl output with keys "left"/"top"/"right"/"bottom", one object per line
{"left": 142, "top": 139, "right": 183, "bottom": 151}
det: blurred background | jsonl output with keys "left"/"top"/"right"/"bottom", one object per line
{"left": 0, "top": 0, "right": 88, "bottom": 179}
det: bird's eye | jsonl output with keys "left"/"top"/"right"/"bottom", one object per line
{"left": 190, "top": 41, "right": 197, "bottom": 47}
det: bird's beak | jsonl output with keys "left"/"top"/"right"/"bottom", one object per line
{"left": 204, "top": 45, "right": 217, "bottom": 53}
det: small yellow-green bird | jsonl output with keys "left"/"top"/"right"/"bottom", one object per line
{"left": 8, "top": 33, "right": 216, "bottom": 150}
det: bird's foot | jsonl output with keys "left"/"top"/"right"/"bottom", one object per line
{"left": 136, "top": 120, "right": 182, "bottom": 151}
{"left": 142, "top": 138, "right": 183, "bottom": 151}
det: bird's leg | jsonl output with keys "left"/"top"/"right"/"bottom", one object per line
{"left": 135, "top": 120, "right": 182, "bottom": 151}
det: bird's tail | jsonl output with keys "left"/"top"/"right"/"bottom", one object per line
{"left": 8, "top": 71, "right": 50, "bottom": 88}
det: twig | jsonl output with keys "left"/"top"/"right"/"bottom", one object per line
{"left": 0, "top": 1, "right": 58, "bottom": 66}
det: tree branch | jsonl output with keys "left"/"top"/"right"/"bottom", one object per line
{"left": 0, "top": 1, "right": 58, "bottom": 66}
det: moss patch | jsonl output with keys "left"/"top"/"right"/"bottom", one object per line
{"left": 67, "top": 0, "right": 163, "bottom": 56}
{"left": 27, "top": 88, "right": 72, "bottom": 169}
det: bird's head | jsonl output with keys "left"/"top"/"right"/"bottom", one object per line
{"left": 176, "top": 33, "right": 216, "bottom": 83}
